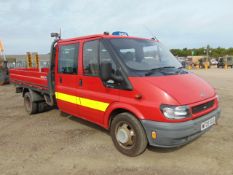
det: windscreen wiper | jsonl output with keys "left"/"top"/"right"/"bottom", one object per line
{"left": 175, "top": 66, "right": 188, "bottom": 74}
{"left": 145, "top": 66, "right": 176, "bottom": 76}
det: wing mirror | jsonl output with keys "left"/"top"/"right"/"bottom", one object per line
{"left": 100, "top": 61, "right": 123, "bottom": 83}
{"left": 100, "top": 61, "right": 112, "bottom": 81}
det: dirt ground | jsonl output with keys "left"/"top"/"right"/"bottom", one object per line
{"left": 0, "top": 68, "right": 232, "bottom": 175}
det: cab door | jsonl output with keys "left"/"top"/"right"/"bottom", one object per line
{"left": 77, "top": 39, "right": 120, "bottom": 125}
{"left": 55, "top": 43, "right": 81, "bottom": 116}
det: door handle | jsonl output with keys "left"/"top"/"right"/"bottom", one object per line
{"left": 59, "top": 77, "right": 62, "bottom": 83}
{"left": 79, "top": 79, "right": 83, "bottom": 86}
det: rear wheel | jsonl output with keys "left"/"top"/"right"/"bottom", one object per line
{"left": 24, "top": 92, "right": 37, "bottom": 114}
{"left": 110, "top": 112, "right": 148, "bottom": 156}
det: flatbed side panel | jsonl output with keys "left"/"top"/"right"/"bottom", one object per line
{"left": 9, "top": 68, "right": 48, "bottom": 89}
{"left": 10, "top": 79, "right": 48, "bottom": 91}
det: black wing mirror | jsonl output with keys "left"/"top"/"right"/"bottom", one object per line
{"left": 100, "top": 61, "right": 112, "bottom": 81}
{"left": 100, "top": 61, "right": 124, "bottom": 83}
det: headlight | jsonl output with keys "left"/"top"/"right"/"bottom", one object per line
{"left": 160, "top": 105, "right": 191, "bottom": 119}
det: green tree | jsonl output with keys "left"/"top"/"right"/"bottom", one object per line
{"left": 170, "top": 47, "right": 233, "bottom": 58}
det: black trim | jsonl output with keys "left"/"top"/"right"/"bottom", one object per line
{"left": 48, "top": 39, "right": 58, "bottom": 96}
{"left": 192, "top": 100, "right": 215, "bottom": 114}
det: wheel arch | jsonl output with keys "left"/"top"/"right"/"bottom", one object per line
{"left": 103, "top": 103, "right": 145, "bottom": 129}
{"left": 23, "top": 88, "right": 44, "bottom": 102}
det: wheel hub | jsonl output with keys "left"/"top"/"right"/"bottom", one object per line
{"left": 116, "top": 128, "right": 129, "bottom": 144}
{"left": 116, "top": 123, "right": 135, "bottom": 147}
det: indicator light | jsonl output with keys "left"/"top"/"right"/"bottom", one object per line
{"left": 151, "top": 131, "right": 157, "bottom": 140}
{"left": 135, "top": 94, "right": 142, "bottom": 99}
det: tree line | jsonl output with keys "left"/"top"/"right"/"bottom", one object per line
{"left": 170, "top": 47, "right": 233, "bottom": 58}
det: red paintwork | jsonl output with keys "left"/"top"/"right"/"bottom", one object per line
{"left": 10, "top": 68, "right": 49, "bottom": 90}
{"left": 143, "top": 74, "right": 215, "bottom": 104}
{"left": 9, "top": 34, "right": 219, "bottom": 129}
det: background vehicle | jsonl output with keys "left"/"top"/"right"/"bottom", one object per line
{"left": 0, "top": 61, "right": 9, "bottom": 85}
{"left": 198, "top": 57, "right": 211, "bottom": 69}
{"left": 217, "top": 56, "right": 233, "bottom": 68}
{"left": 9, "top": 32, "right": 220, "bottom": 156}
{"left": 0, "top": 40, "right": 9, "bottom": 85}
{"left": 210, "top": 58, "right": 218, "bottom": 65}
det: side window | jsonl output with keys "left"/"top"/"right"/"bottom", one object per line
{"left": 58, "top": 44, "right": 79, "bottom": 74}
{"left": 83, "top": 40, "right": 99, "bottom": 76}
{"left": 99, "top": 42, "right": 117, "bottom": 75}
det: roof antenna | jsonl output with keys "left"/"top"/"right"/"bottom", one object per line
{"left": 144, "top": 25, "right": 159, "bottom": 40}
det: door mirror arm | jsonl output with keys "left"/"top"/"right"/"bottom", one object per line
{"left": 111, "top": 74, "right": 124, "bottom": 83}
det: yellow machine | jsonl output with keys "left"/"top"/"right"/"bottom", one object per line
{"left": 34, "top": 52, "right": 40, "bottom": 69}
{"left": 26, "top": 52, "right": 32, "bottom": 68}
{"left": 0, "top": 39, "right": 9, "bottom": 85}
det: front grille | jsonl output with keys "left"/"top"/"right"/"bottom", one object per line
{"left": 192, "top": 100, "right": 214, "bottom": 114}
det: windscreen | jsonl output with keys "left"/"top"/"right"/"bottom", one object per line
{"left": 109, "top": 38, "right": 181, "bottom": 71}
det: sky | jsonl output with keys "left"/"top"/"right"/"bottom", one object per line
{"left": 0, "top": 0, "right": 233, "bottom": 54}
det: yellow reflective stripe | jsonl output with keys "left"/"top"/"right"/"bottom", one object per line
{"left": 55, "top": 92, "right": 80, "bottom": 105}
{"left": 79, "top": 97, "right": 109, "bottom": 112}
{"left": 55, "top": 92, "right": 109, "bottom": 112}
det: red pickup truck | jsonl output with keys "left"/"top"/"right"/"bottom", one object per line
{"left": 10, "top": 32, "right": 220, "bottom": 156}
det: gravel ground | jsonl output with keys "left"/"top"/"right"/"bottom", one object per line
{"left": 0, "top": 68, "right": 232, "bottom": 175}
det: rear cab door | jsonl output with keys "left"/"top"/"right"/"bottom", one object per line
{"left": 55, "top": 41, "right": 81, "bottom": 116}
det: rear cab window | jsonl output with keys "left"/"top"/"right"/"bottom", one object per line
{"left": 58, "top": 44, "right": 79, "bottom": 74}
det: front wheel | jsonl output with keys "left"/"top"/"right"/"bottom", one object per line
{"left": 110, "top": 112, "right": 148, "bottom": 156}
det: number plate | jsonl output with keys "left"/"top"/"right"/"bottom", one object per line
{"left": 201, "top": 117, "right": 216, "bottom": 131}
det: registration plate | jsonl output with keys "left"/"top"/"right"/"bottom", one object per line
{"left": 201, "top": 117, "right": 216, "bottom": 131}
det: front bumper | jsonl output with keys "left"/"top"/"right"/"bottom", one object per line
{"left": 141, "top": 107, "right": 221, "bottom": 148}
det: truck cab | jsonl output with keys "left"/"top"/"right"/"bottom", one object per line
{"left": 10, "top": 33, "right": 221, "bottom": 156}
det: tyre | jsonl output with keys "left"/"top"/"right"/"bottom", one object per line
{"left": 24, "top": 92, "right": 38, "bottom": 114}
{"left": 110, "top": 112, "right": 148, "bottom": 156}
{"left": 37, "top": 101, "right": 52, "bottom": 113}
